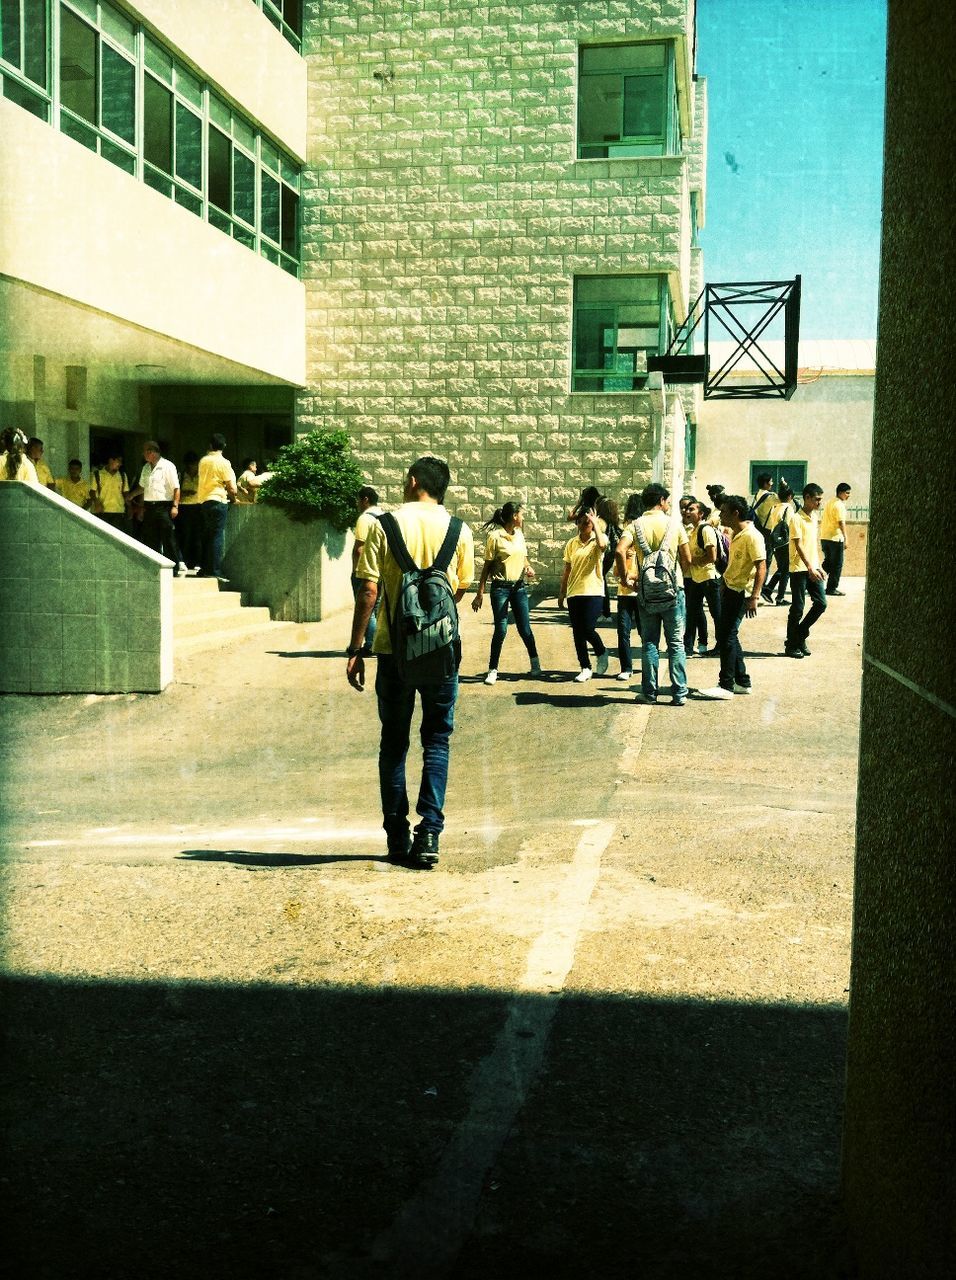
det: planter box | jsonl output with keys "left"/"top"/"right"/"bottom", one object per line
{"left": 221, "top": 505, "right": 353, "bottom": 622}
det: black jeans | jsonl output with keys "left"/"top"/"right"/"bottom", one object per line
{"left": 822, "top": 540, "right": 845, "bottom": 593}
{"left": 142, "top": 501, "right": 182, "bottom": 566}
{"left": 787, "top": 572, "right": 827, "bottom": 649}
{"left": 177, "top": 504, "right": 203, "bottom": 569}
{"left": 616, "top": 596, "right": 641, "bottom": 673}
{"left": 684, "top": 577, "right": 722, "bottom": 650}
{"left": 201, "top": 500, "right": 229, "bottom": 577}
{"left": 764, "top": 545, "right": 790, "bottom": 603}
{"left": 715, "top": 586, "right": 750, "bottom": 691}
{"left": 567, "top": 596, "right": 606, "bottom": 669}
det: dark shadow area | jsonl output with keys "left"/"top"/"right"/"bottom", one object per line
{"left": 177, "top": 850, "right": 388, "bottom": 868}
{"left": 0, "top": 976, "right": 850, "bottom": 1279}
{"left": 513, "top": 692, "right": 637, "bottom": 708}
{"left": 266, "top": 650, "right": 350, "bottom": 659}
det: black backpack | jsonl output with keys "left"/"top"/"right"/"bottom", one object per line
{"left": 696, "top": 522, "right": 729, "bottom": 574}
{"left": 378, "top": 512, "right": 463, "bottom": 684}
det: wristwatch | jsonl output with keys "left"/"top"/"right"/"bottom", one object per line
{"left": 346, "top": 645, "right": 363, "bottom": 657}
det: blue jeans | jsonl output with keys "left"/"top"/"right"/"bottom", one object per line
{"left": 375, "top": 654, "right": 458, "bottom": 838}
{"left": 637, "top": 592, "right": 688, "bottom": 700}
{"left": 715, "top": 586, "right": 750, "bottom": 691}
{"left": 787, "top": 572, "right": 827, "bottom": 648}
{"left": 616, "top": 596, "right": 641, "bottom": 673}
{"left": 201, "top": 500, "right": 229, "bottom": 577}
{"left": 489, "top": 580, "right": 537, "bottom": 669}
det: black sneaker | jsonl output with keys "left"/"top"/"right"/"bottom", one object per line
{"left": 386, "top": 827, "right": 412, "bottom": 863}
{"left": 784, "top": 646, "right": 805, "bottom": 659}
{"left": 409, "top": 830, "right": 440, "bottom": 868}
{"left": 800, "top": 644, "right": 811, "bottom": 656}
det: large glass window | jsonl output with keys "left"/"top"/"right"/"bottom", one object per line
{"left": 1, "top": 0, "right": 48, "bottom": 90}
{"left": 578, "top": 43, "right": 680, "bottom": 159}
{"left": 58, "top": 4, "right": 95, "bottom": 123}
{"left": 249, "top": 0, "right": 301, "bottom": 52}
{"left": 572, "top": 276, "right": 674, "bottom": 392}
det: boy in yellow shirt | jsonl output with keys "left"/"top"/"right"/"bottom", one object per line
{"left": 820, "top": 482, "right": 851, "bottom": 596}
{"left": 698, "top": 494, "right": 766, "bottom": 700}
{"left": 786, "top": 483, "right": 827, "bottom": 658}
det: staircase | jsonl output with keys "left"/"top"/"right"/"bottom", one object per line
{"left": 173, "top": 576, "right": 283, "bottom": 655}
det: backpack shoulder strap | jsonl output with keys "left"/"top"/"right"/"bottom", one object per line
{"left": 432, "top": 516, "right": 462, "bottom": 574}
{"left": 377, "top": 511, "right": 417, "bottom": 575}
{"left": 632, "top": 519, "right": 652, "bottom": 557}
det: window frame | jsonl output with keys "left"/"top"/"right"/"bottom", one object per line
{"left": 571, "top": 274, "right": 675, "bottom": 394}
{"left": 1, "top": 0, "right": 50, "bottom": 110}
{"left": 577, "top": 40, "right": 681, "bottom": 161}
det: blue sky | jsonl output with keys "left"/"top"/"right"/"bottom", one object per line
{"left": 696, "top": 0, "right": 887, "bottom": 339}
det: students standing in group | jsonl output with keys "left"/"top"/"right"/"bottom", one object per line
{"left": 683, "top": 499, "right": 722, "bottom": 657}
{"left": 557, "top": 506, "right": 609, "bottom": 683}
{"left": 615, "top": 482, "right": 691, "bottom": 706}
{"left": 820, "top": 482, "right": 851, "bottom": 596}
{"left": 785, "top": 483, "right": 827, "bottom": 659}
{"left": 761, "top": 482, "right": 797, "bottom": 606}
{"left": 614, "top": 492, "right": 642, "bottom": 682}
{"left": 699, "top": 495, "right": 767, "bottom": 700}
{"left": 472, "top": 501, "right": 540, "bottom": 684}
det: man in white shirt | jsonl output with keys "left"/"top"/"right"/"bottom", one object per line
{"left": 128, "top": 441, "right": 184, "bottom": 574}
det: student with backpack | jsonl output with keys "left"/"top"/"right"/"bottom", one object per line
{"left": 683, "top": 500, "right": 725, "bottom": 656}
{"left": 347, "top": 456, "right": 474, "bottom": 870}
{"left": 749, "top": 471, "right": 777, "bottom": 558}
{"left": 471, "top": 501, "right": 541, "bottom": 684}
{"left": 698, "top": 494, "right": 767, "bottom": 701}
{"left": 615, "top": 482, "right": 692, "bottom": 706}
{"left": 761, "top": 482, "right": 797, "bottom": 605}
{"left": 614, "top": 492, "right": 643, "bottom": 681}
{"left": 557, "top": 506, "right": 610, "bottom": 683}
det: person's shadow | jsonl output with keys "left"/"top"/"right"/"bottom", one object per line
{"left": 178, "top": 850, "right": 388, "bottom": 868}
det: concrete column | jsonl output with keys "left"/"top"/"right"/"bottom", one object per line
{"left": 842, "top": 2, "right": 955, "bottom": 1275}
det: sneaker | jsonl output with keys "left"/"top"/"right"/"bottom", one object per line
{"left": 484, "top": 670, "right": 498, "bottom": 685}
{"left": 595, "top": 652, "right": 609, "bottom": 676}
{"left": 800, "top": 644, "right": 811, "bottom": 656}
{"left": 409, "top": 829, "right": 439, "bottom": 869}
{"left": 672, "top": 696, "right": 686, "bottom": 707}
{"left": 733, "top": 683, "right": 752, "bottom": 695}
{"left": 775, "top": 599, "right": 788, "bottom": 606}
{"left": 760, "top": 590, "right": 773, "bottom": 604}
{"left": 386, "top": 828, "right": 412, "bottom": 863}
{"left": 616, "top": 671, "right": 632, "bottom": 682}
{"left": 699, "top": 685, "right": 734, "bottom": 700}
{"left": 529, "top": 658, "right": 542, "bottom": 674}
{"left": 634, "top": 692, "right": 657, "bottom": 705}
{"left": 573, "top": 668, "right": 592, "bottom": 683}
{"left": 696, "top": 643, "right": 708, "bottom": 655}
{"left": 784, "top": 646, "right": 805, "bottom": 659}
{"left": 826, "top": 589, "right": 846, "bottom": 597}
{"left": 177, "top": 562, "right": 188, "bottom": 575}
{"left": 706, "top": 647, "right": 720, "bottom": 656}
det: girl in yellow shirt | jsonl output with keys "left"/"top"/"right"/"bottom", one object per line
{"left": 557, "top": 508, "right": 609, "bottom": 683}
{"left": 472, "top": 502, "right": 540, "bottom": 685}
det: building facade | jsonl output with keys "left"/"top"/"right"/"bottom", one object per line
{"left": 0, "top": 0, "right": 307, "bottom": 476}
{"left": 298, "top": 0, "right": 706, "bottom": 579}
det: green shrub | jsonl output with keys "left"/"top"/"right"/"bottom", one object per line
{"left": 257, "top": 429, "right": 364, "bottom": 530}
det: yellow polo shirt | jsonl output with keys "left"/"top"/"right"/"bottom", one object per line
{"left": 197, "top": 452, "right": 237, "bottom": 504}
{"left": 820, "top": 498, "right": 848, "bottom": 542}
{"left": 356, "top": 502, "right": 474, "bottom": 655}
{"left": 563, "top": 533, "right": 604, "bottom": 597}
{"left": 34, "top": 458, "right": 55, "bottom": 487}
{"left": 789, "top": 507, "right": 821, "bottom": 573}
{"left": 58, "top": 475, "right": 90, "bottom": 507}
{"left": 353, "top": 506, "right": 384, "bottom": 543}
{"left": 180, "top": 469, "right": 201, "bottom": 505}
{"left": 723, "top": 526, "right": 765, "bottom": 595}
{"left": 92, "top": 468, "right": 129, "bottom": 513}
{"left": 689, "top": 522, "right": 719, "bottom": 583}
{"left": 484, "top": 526, "right": 528, "bottom": 582}
{"left": 0, "top": 452, "right": 40, "bottom": 484}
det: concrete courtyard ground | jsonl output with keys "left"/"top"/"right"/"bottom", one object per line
{"left": 0, "top": 580, "right": 864, "bottom": 1278}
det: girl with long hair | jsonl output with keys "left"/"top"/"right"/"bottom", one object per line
{"left": 557, "top": 505, "right": 609, "bottom": 683}
{"left": 472, "top": 501, "right": 541, "bottom": 685}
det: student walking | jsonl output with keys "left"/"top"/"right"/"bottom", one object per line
{"left": 785, "top": 483, "right": 827, "bottom": 658}
{"left": 616, "top": 482, "right": 691, "bottom": 706}
{"left": 821, "top": 482, "right": 852, "bottom": 595}
{"left": 558, "top": 507, "right": 609, "bottom": 683}
{"left": 699, "top": 495, "right": 767, "bottom": 700}
{"left": 197, "top": 433, "right": 238, "bottom": 581}
{"left": 347, "top": 456, "right": 474, "bottom": 870}
{"left": 352, "top": 485, "right": 384, "bottom": 655}
{"left": 614, "top": 493, "right": 642, "bottom": 681}
{"left": 761, "top": 482, "right": 797, "bottom": 605}
{"left": 472, "top": 501, "right": 541, "bottom": 684}
{"left": 750, "top": 471, "right": 777, "bottom": 558}
{"left": 684, "top": 500, "right": 722, "bottom": 656}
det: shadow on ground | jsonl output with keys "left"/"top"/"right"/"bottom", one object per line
{"left": 1, "top": 976, "right": 851, "bottom": 1279}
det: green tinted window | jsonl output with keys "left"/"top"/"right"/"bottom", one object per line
{"left": 60, "top": 5, "right": 96, "bottom": 124}
{"left": 175, "top": 101, "right": 202, "bottom": 188}
{"left": 233, "top": 148, "right": 255, "bottom": 225}
{"left": 144, "top": 73, "right": 172, "bottom": 172}
{"left": 101, "top": 43, "right": 134, "bottom": 143}
{"left": 261, "top": 171, "right": 280, "bottom": 242}
{"left": 573, "top": 276, "right": 670, "bottom": 392}
{"left": 208, "top": 126, "right": 231, "bottom": 212}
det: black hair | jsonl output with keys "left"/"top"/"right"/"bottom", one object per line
{"left": 409, "top": 455, "right": 451, "bottom": 502}
{"left": 705, "top": 483, "right": 725, "bottom": 498}
{"left": 144, "top": 439, "right": 161, "bottom": 453}
{"left": 183, "top": 451, "right": 199, "bottom": 467}
{"left": 623, "top": 492, "right": 642, "bottom": 521}
{"left": 641, "top": 482, "right": 670, "bottom": 510}
{"left": 778, "top": 481, "right": 794, "bottom": 501}
{"left": 569, "top": 485, "right": 602, "bottom": 520}
{"left": 209, "top": 433, "right": 227, "bottom": 452}
{"left": 836, "top": 482, "right": 852, "bottom": 495}
{"left": 68, "top": 458, "right": 83, "bottom": 468}
{"left": 481, "top": 500, "right": 522, "bottom": 532}
{"left": 357, "top": 485, "right": 379, "bottom": 504}
{"left": 720, "top": 494, "right": 750, "bottom": 520}
{"left": 240, "top": 457, "right": 255, "bottom": 473}
{"left": 596, "top": 495, "right": 619, "bottom": 527}
{"left": 756, "top": 471, "right": 773, "bottom": 487}
{"left": 27, "top": 437, "right": 43, "bottom": 449}
{"left": 803, "top": 482, "right": 824, "bottom": 500}
{"left": 680, "top": 494, "right": 697, "bottom": 505}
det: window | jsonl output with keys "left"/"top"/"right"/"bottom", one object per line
{"left": 578, "top": 42, "right": 680, "bottom": 159}
{"left": 684, "top": 419, "right": 697, "bottom": 472}
{"left": 572, "top": 276, "right": 674, "bottom": 392}
{"left": 749, "top": 461, "right": 808, "bottom": 496}
{"left": 249, "top": 0, "right": 301, "bottom": 52}
{"left": 3, "top": 1, "right": 303, "bottom": 275}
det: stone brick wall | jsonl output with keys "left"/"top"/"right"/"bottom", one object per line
{"left": 300, "top": 0, "right": 704, "bottom": 582}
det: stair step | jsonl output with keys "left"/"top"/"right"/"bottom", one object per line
{"left": 173, "top": 590, "right": 249, "bottom": 619}
{"left": 175, "top": 620, "right": 291, "bottom": 655}
{"left": 174, "top": 605, "right": 271, "bottom": 640}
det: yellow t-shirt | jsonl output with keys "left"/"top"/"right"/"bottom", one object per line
{"left": 626, "top": 511, "right": 689, "bottom": 567}
{"left": 767, "top": 500, "right": 795, "bottom": 532}
{"left": 92, "top": 468, "right": 129, "bottom": 513}
{"left": 789, "top": 507, "right": 821, "bottom": 573}
{"left": 180, "top": 469, "right": 201, "bottom": 505}
{"left": 198, "top": 452, "right": 237, "bottom": 504}
{"left": 563, "top": 533, "right": 604, "bottom": 597}
{"left": 820, "top": 498, "right": 848, "bottom": 542}
{"left": 356, "top": 503, "right": 474, "bottom": 655}
{"left": 484, "top": 526, "right": 527, "bottom": 582}
{"left": 58, "top": 475, "right": 90, "bottom": 507}
{"left": 0, "top": 452, "right": 40, "bottom": 484}
{"left": 34, "top": 459, "right": 55, "bottom": 487}
{"left": 616, "top": 535, "right": 637, "bottom": 597}
{"left": 353, "top": 506, "right": 383, "bottom": 543}
{"left": 723, "top": 526, "right": 766, "bottom": 595}
{"left": 688, "top": 521, "right": 720, "bottom": 583}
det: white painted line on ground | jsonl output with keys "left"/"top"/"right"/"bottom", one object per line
{"left": 365, "top": 820, "right": 616, "bottom": 1274}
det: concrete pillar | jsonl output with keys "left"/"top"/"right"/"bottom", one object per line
{"left": 842, "top": 2, "right": 955, "bottom": 1275}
